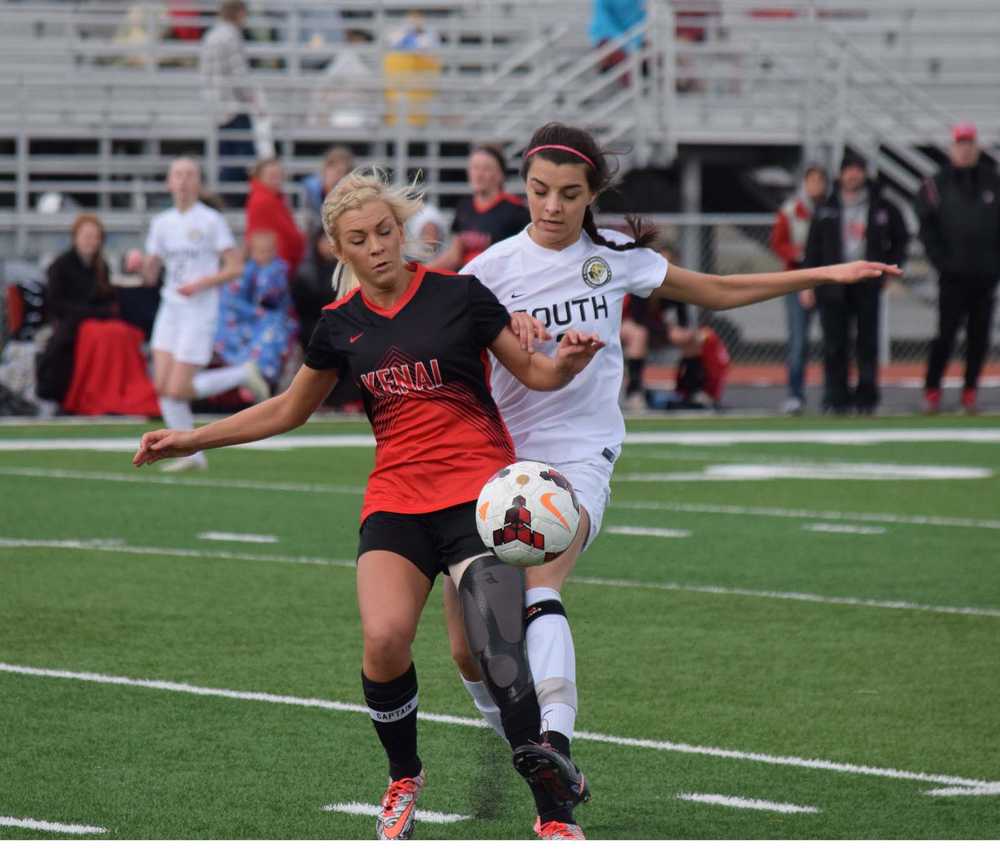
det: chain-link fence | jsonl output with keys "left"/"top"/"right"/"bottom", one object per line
{"left": 615, "top": 216, "right": 1000, "bottom": 368}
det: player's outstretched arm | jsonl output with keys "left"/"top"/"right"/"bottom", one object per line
{"left": 132, "top": 365, "right": 339, "bottom": 467}
{"left": 654, "top": 261, "right": 903, "bottom": 311}
{"left": 489, "top": 326, "right": 604, "bottom": 391}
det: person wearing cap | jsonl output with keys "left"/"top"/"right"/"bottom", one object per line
{"left": 803, "top": 151, "right": 909, "bottom": 414}
{"left": 916, "top": 123, "right": 1000, "bottom": 415}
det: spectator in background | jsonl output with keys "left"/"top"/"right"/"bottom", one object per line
{"left": 201, "top": 1, "right": 256, "bottom": 194}
{"left": 917, "top": 123, "right": 1000, "bottom": 415}
{"left": 770, "top": 164, "right": 828, "bottom": 415}
{"left": 302, "top": 146, "right": 355, "bottom": 237}
{"left": 406, "top": 200, "right": 449, "bottom": 254}
{"left": 212, "top": 230, "right": 298, "bottom": 398}
{"left": 142, "top": 157, "right": 244, "bottom": 471}
{"left": 246, "top": 157, "right": 305, "bottom": 277}
{"left": 430, "top": 145, "right": 530, "bottom": 271}
{"left": 36, "top": 215, "right": 119, "bottom": 404}
{"left": 804, "top": 152, "right": 908, "bottom": 415}
{"left": 589, "top": 0, "right": 646, "bottom": 84}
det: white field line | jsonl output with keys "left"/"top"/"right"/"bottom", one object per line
{"left": 571, "top": 575, "right": 1000, "bottom": 619}
{"left": 0, "top": 662, "right": 993, "bottom": 790}
{"left": 0, "top": 537, "right": 355, "bottom": 570}
{"left": 613, "top": 500, "right": 1000, "bottom": 532}
{"left": 606, "top": 526, "right": 692, "bottom": 539}
{"left": 321, "top": 802, "right": 470, "bottom": 824}
{"left": 4, "top": 536, "right": 999, "bottom": 620}
{"left": 5, "top": 466, "right": 1000, "bottom": 535}
{"left": 0, "top": 467, "right": 364, "bottom": 496}
{"left": 676, "top": 793, "right": 819, "bottom": 814}
{"left": 803, "top": 523, "right": 888, "bottom": 536}
{"left": 197, "top": 532, "right": 278, "bottom": 544}
{"left": 2, "top": 427, "right": 1000, "bottom": 454}
{"left": 924, "top": 783, "right": 1000, "bottom": 797}
{"left": 0, "top": 815, "right": 107, "bottom": 835}
{"left": 617, "top": 463, "right": 992, "bottom": 481}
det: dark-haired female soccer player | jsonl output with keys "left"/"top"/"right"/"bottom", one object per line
{"left": 445, "top": 122, "right": 903, "bottom": 839}
{"left": 133, "top": 168, "right": 604, "bottom": 841}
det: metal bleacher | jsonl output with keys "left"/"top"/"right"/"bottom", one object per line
{"left": 1, "top": 0, "right": 999, "bottom": 260}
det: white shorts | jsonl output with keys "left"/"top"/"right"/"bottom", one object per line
{"left": 150, "top": 301, "right": 218, "bottom": 367}
{"left": 547, "top": 451, "right": 617, "bottom": 551}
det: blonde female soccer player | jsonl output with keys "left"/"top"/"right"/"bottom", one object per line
{"left": 134, "top": 168, "right": 604, "bottom": 841}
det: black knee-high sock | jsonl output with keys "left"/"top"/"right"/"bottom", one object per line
{"left": 362, "top": 663, "right": 422, "bottom": 781}
{"left": 626, "top": 358, "right": 645, "bottom": 395}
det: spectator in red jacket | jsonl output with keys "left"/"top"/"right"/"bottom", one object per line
{"left": 770, "top": 164, "right": 828, "bottom": 414}
{"left": 245, "top": 157, "right": 305, "bottom": 276}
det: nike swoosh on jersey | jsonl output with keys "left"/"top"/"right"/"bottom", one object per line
{"left": 350, "top": 332, "right": 364, "bottom": 343}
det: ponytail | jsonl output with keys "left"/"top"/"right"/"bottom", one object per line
{"left": 581, "top": 207, "right": 658, "bottom": 252}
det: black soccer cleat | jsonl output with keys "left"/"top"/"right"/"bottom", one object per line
{"left": 512, "top": 741, "right": 591, "bottom": 808}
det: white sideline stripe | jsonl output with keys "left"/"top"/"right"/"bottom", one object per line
{"left": 5, "top": 467, "right": 999, "bottom": 534}
{"left": 321, "top": 802, "right": 470, "bottom": 824}
{"left": 924, "top": 783, "right": 1000, "bottom": 797}
{"left": 624, "top": 429, "right": 1000, "bottom": 446}
{"left": 198, "top": 531, "right": 278, "bottom": 544}
{"left": 618, "top": 463, "right": 992, "bottom": 481}
{"left": 803, "top": 523, "right": 888, "bottom": 536}
{"left": 676, "top": 793, "right": 819, "bottom": 814}
{"left": 5, "top": 536, "right": 999, "bottom": 620}
{"left": 0, "top": 537, "right": 355, "bottom": 570}
{"left": 614, "top": 500, "right": 1000, "bottom": 532}
{"left": 0, "top": 467, "right": 364, "bottom": 496}
{"left": 606, "top": 526, "right": 692, "bottom": 539}
{"left": 0, "top": 816, "right": 107, "bottom": 835}
{"left": 2, "top": 427, "right": 1000, "bottom": 453}
{"left": 0, "top": 662, "right": 993, "bottom": 790}
{"left": 571, "top": 575, "right": 1000, "bottom": 619}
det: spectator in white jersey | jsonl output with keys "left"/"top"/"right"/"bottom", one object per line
{"left": 445, "top": 122, "right": 902, "bottom": 840}
{"left": 142, "top": 157, "right": 254, "bottom": 472}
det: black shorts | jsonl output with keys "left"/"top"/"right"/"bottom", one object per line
{"left": 358, "top": 501, "right": 488, "bottom": 582}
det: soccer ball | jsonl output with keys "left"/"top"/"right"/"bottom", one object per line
{"left": 476, "top": 460, "right": 581, "bottom": 567}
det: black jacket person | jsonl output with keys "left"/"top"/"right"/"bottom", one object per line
{"left": 804, "top": 154, "right": 909, "bottom": 413}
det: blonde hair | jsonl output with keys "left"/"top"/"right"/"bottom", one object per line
{"left": 321, "top": 167, "right": 425, "bottom": 298}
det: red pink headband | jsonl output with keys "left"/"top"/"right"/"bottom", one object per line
{"left": 524, "top": 144, "right": 596, "bottom": 169}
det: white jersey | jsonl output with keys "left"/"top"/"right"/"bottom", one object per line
{"left": 145, "top": 201, "right": 236, "bottom": 311}
{"left": 462, "top": 226, "right": 668, "bottom": 464}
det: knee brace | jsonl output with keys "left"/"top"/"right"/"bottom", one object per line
{"left": 457, "top": 555, "right": 534, "bottom": 710}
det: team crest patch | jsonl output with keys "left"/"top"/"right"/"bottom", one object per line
{"left": 582, "top": 256, "right": 612, "bottom": 288}
{"left": 188, "top": 228, "right": 203, "bottom": 242}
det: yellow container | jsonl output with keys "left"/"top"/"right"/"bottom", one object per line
{"left": 384, "top": 50, "right": 442, "bottom": 127}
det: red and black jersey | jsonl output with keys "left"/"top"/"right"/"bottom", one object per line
{"left": 304, "top": 264, "right": 515, "bottom": 522}
{"left": 451, "top": 193, "right": 531, "bottom": 267}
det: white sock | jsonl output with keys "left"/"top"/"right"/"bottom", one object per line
{"left": 192, "top": 364, "right": 249, "bottom": 399}
{"left": 460, "top": 676, "right": 506, "bottom": 740}
{"left": 525, "top": 586, "right": 577, "bottom": 741}
{"left": 158, "top": 396, "right": 206, "bottom": 466}
{"left": 159, "top": 395, "right": 194, "bottom": 430}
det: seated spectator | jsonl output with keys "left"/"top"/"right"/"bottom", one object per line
{"left": 246, "top": 157, "right": 306, "bottom": 278}
{"left": 206, "top": 230, "right": 299, "bottom": 401}
{"left": 36, "top": 215, "right": 120, "bottom": 404}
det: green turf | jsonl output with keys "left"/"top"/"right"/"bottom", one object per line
{"left": 1, "top": 416, "right": 999, "bottom": 839}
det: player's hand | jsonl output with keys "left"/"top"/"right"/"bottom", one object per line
{"left": 510, "top": 312, "right": 551, "bottom": 354}
{"left": 798, "top": 288, "right": 816, "bottom": 310}
{"left": 177, "top": 278, "right": 206, "bottom": 297}
{"left": 133, "top": 429, "right": 200, "bottom": 466}
{"left": 823, "top": 261, "right": 902, "bottom": 284}
{"left": 554, "top": 329, "right": 605, "bottom": 377}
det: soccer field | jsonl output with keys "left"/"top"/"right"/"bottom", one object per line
{"left": 1, "top": 415, "right": 999, "bottom": 840}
